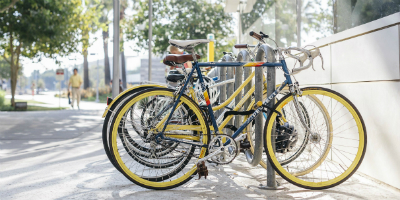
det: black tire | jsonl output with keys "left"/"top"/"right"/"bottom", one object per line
{"left": 108, "top": 88, "right": 210, "bottom": 189}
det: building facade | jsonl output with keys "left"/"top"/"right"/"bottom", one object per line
{"left": 238, "top": 0, "right": 400, "bottom": 189}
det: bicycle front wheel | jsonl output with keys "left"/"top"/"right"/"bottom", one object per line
{"left": 109, "top": 88, "right": 210, "bottom": 190}
{"left": 264, "top": 87, "right": 367, "bottom": 189}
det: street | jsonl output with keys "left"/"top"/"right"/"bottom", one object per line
{"left": 0, "top": 94, "right": 400, "bottom": 199}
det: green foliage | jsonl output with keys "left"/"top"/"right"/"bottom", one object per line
{"left": 0, "top": 0, "right": 83, "bottom": 59}
{"left": 240, "top": 0, "right": 275, "bottom": 35}
{"left": 0, "top": 58, "right": 11, "bottom": 79}
{"left": 125, "top": 0, "right": 234, "bottom": 59}
{"left": 40, "top": 69, "right": 56, "bottom": 90}
{"left": 0, "top": 90, "right": 5, "bottom": 107}
{"left": 0, "top": 0, "right": 85, "bottom": 105}
{"left": 0, "top": 58, "right": 22, "bottom": 79}
{"left": 37, "top": 78, "right": 45, "bottom": 89}
{"left": 80, "top": 0, "right": 103, "bottom": 53}
{"left": 303, "top": 0, "right": 333, "bottom": 38}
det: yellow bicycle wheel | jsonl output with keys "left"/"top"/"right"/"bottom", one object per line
{"left": 264, "top": 87, "right": 366, "bottom": 189}
{"left": 109, "top": 88, "right": 210, "bottom": 190}
{"left": 245, "top": 90, "right": 332, "bottom": 174}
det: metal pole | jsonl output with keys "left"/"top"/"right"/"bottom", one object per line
{"left": 96, "top": 58, "right": 99, "bottom": 103}
{"left": 259, "top": 66, "right": 283, "bottom": 190}
{"left": 226, "top": 67, "right": 234, "bottom": 136}
{"left": 234, "top": 66, "right": 243, "bottom": 133}
{"left": 218, "top": 67, "right": 226, "bottom": 119}
{"left": 59, "top": 80, "right": 61, "bottom": 109}
{"left": 296, "top": 0, "right": 302, "bottom": 47}
{"left": 266, "top": 67, "right": 277, "bottom": 187}
{"left": 112, "top": 0, "right": 120, "bottom": 98}
{"left": 148, "top": 0, "right": 152, "bottom": 81}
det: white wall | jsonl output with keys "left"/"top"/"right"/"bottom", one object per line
{"left": 289, "top": 13, "right": 400, "bottom": 189}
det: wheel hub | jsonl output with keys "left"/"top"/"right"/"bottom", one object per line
{"left": 309, "top": 132, "right": 321, "bottom": 143}
{"left": 275, "top": 122, "right": 299, "bottom": 153}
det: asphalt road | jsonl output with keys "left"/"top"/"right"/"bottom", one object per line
{"left": 0, "top": 99, "right": 400, "bottom": 199}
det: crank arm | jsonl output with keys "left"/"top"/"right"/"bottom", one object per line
{"left": 234, "top": 133, "right": 247, "bottom": 142}
{"left": 197, "top": 147, "right": 223, "bottom": 164}
{"left": 196, "top": 134, "right": 246, "bottom": 164}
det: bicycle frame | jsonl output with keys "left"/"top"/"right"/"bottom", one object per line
{"left": 152, "top": 58, "right": 293, "bottom": 148}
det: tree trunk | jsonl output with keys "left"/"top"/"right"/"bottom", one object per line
{"left": 9, "top": 33, "right": 15, "bottom": 106}
{"left": 120, "top": 1, "right": 127, "bottom": 89}
{"left": 103, "top": 26, "right": 111, "bottom": 86}
{"left": 120, "top": 49, "right": 127, "bottom": 89}
{"left": 83, "top": 49, "right": 89, "bottom": 89}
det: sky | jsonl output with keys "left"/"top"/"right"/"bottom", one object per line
{"left": 20, "top": 1, "right": 241, "bottom": 77}
{"left": 20, "top": 20, "right": 143, "bottom": 77}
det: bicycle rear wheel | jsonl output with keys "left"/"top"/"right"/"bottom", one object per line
{"left": 264, "top": 87, "right": 367, "bottom": 189}
{"left": 109, "top": 88, "right": 210, "bottom": 190}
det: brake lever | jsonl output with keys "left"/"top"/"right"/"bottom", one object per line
{"left": 319, "top": 53, "right": 325, "bottom": 70}
{"left": 303, "top": 45, "right": 324, "bottom": 71}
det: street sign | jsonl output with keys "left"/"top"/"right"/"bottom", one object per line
{"left": 56, "top": 69, "right": 65, "bottom": 81}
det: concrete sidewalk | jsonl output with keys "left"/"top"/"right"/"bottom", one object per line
{"left": 5, "top": 91, "right": 106, "bottom": 110}
{"left": 0, "top": 108, "right": 399, "bottom": 199}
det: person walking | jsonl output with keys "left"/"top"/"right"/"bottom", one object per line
{"left": 31, "top": 82, "right": 35, "bottom": 97}
{"left": 68, "top": 68, "right": 83, "bottom": 110}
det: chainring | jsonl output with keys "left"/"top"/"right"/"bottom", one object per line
{"left": 208, "top": 135, "right": 238, "bottom": 165}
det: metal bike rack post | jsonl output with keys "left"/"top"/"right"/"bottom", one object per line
{"left": 219, "top": 65, "right": 227, "bottom": 118}
{"left": 234, "top": 65, "right": 243, "bottom": 132}
{"left": 220, "top": 55, "right": 234, "bottom": 136}
{"left": 226, "top": 67, "right": 234, "bottom": 136}
{"left": 243, "top": 67, "right": 252, "bottom": 109}
{"left": 258, "top": 66, "right": 285, "bottom": 190}
{"left": 257, "top": 45, "right": 284, "bottom": 190}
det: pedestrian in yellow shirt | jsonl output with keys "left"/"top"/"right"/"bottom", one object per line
{"left": 68, "top": 68, "right": 83, "bottom": 109}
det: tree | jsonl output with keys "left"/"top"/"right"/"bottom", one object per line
{"left": 99, "top": 0, "right": 113, "bottom": 86}
{"left": 80, "top": 0, "right": 103, "bottom": 89}
{"left": 0, "top": 0, "right": 19, "bottom": 13}
{"left": 120, "top": 0, "right": 128, "bottom": 88}
{"left": 0, "top": 58, "right": 11, "bottom": 80}
{"left": 0, "top": 0, "right": 82, "bottom": 105}
{"left": 125, "top": 0, "right": 234, "bottom": 59}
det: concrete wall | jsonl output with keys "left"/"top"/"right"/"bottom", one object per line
{"left": 276, "top": 12, "right": 400, "bottom": 189}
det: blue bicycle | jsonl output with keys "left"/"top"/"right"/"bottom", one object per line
{"left": 105, "top": 33, "right": 367, "bottom": 190}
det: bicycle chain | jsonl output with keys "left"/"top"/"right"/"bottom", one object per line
{"left": 160, "top": 134, "right": 237, "bottom": 165}
{"left": 128, "top": 133, "right": 237, "bottom": 165}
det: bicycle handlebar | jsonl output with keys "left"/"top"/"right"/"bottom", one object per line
{"left": 283, "top": 47, "right": 321, "bottom": 75}
{"left": 249, "top": 31, "right": 264, "bottom": 42}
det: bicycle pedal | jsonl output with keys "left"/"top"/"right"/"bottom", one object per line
{"left": 240, "top": 141, "right": 251, "bottom": 150}
{"left": 196, "top": 161, "right": 208, "bottom": 180}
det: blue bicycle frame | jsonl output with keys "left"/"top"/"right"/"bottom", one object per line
{"left": 155, "top": 59, "right": 293, "bottom": 147}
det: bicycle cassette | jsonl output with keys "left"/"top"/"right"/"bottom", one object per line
{"left": 208, "top": 135, "right": 238, "bottom": 165}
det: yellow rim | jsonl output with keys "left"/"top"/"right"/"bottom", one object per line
{"left": 265, "top": 89, "right": 365, "bottom": 188}
{"left": 111, "top": 90, "right": 208, "bottom": 188}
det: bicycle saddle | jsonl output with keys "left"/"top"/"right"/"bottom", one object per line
{"left": 169, "top": 39, "right": 210, "bottom": 50}
{"left": 163, "top": 54, "right": 201, "bottom": 66}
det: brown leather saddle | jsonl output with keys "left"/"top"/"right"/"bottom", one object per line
{"left": 163, "top": 54, "right": 201, "bottom": 66}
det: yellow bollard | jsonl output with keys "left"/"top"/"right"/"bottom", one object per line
{"left": 207, "top": 34, "right": 215, "bottom": 62}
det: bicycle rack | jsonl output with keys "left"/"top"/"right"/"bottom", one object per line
{"left": 220, "top": 47, "right": 284, "bottom": 189}
{"left": 258, "top": 66, "right": 284, "bottom": 190}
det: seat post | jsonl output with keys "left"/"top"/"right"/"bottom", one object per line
{"left": 189, "top": 46, "right": 198, "bottom": 63}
